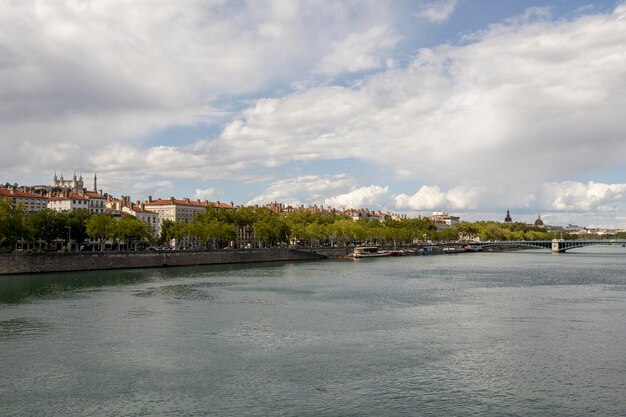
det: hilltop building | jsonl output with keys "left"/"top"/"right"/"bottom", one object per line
{"left": 504, "top": 210, "right": 512, "bottom": 223}
{"left": 534, "top": 213, "right": 545, "bottom": 229}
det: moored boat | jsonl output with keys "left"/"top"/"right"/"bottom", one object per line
{"left": 353, "top": 246, "right": 390, "bottom": 258}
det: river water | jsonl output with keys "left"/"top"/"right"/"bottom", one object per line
{"left": 1, "top": 248, "right": 625, "bottom": 416}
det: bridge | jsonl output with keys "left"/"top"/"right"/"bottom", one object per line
{"left": 469, "top": 239, "right": 626, "bottom": 253}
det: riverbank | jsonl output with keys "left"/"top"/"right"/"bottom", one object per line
{"left": 0, "top": 248, "right": 327, "bottom": 275}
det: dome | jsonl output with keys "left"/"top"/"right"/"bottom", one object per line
{"left": 504, "top": 210, "right": 512, "bottom": 223}
{"left": 534, "top": 213, "right": 544, "bottom": 227}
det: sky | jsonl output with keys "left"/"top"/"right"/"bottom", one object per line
{"left": 1, "top": 0, "right": 626, "bottom": 228}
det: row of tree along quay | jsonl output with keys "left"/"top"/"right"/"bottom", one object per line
{"left": 3, "top": 196, "right": 620, "bottom": 254}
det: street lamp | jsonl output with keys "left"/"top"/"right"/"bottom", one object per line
{"left": 65, "top": 226, "right": 71, "bottom": 251}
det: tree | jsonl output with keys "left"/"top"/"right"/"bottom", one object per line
{"left": 255, "top": 215, "right": 290, "bottom": 246}
{"left": 116, "top": 215, "right": 152, "bottom": 250}
{"left": 86, "top": 214, "right": 115, "bottom": 251}
{"left": 27, "top": 209, "right": 68, "bottom": 245}
{"left": 0, "top": 198, "right": 29, "bottom": 252}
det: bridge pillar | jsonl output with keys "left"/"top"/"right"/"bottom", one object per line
{"left": 551, "top": 239, "right": 563, "bottom": 253}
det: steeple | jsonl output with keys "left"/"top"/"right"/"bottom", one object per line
{"left": 504, "top": 210, "right": 512, "bottom": 223}
{"left": 93, "top": 172, "right": 98, "bottom": 193}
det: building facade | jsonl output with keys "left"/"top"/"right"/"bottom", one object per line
{"left": 122, "top": 202, "right": 159, "bottom": 236}
{"left": 47, "top": 192, "right": 90, "bottom": 212}
{"left": 426, "top": 210, "right": 460, "bottom": 230}
{"left": 143, "top": 197, "right": 234, "bottom": 235}
{"left": 0, "top": 187, "right": 49, "bottom": 213}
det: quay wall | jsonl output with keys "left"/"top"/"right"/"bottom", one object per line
{"left": 0, "top": 248, "right": 326, "bottom": 275}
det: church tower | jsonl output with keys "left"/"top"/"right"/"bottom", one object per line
{"left": 504, "top": 210, "right": 512, "bottom": 223}
{"left": 93, "top": 172, "right": 98, "bottom": 193}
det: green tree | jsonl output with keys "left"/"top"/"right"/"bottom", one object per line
{"left": 116, "top": 215, "right": 152, "bottom": 250}
{"left": 86, "top": 214, "right": 116, "bottom": 251}
{"left": 27, "top": 209, "right": 68, "bottom": 245}
{"left": 0, "top": 198, "right": 29, "bottom": 252}
{"left": 255, "top": 215, "right": 290, "bottom": 246}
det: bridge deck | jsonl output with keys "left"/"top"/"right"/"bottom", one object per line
{"left": 470, "top": 240, "right": 626, "bottom": 253}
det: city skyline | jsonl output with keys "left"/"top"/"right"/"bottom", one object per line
{"left": 2, "top": 1, "right": 626, "bottom": 228}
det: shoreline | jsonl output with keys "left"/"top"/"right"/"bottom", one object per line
{"left": 0, "top": 244, "right": 510, "bottom": 276}
{"left": 0, "top": 247, "right": 330, "bottom": 276}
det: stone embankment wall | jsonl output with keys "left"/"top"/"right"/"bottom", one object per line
{"left": 0, "top": 248, "right": 326, "bottom": 275}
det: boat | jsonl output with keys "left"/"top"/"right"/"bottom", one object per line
{"left": 463, "top": 245, "right": 483, "bottom": 252}
{"left": 352, "top": 246, "right": 390, "bottom": 258}
{"left": 442, "top": 246, "right": 463, "bottom": 254}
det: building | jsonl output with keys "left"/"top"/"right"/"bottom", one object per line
{"left": 534, "top": 213, "right": 545, "bottom": 229}
{"left": 504, "top": 210, "right": 512, "bottom": 223}
{"left": 47, "top": 191, "right": 90, "bottom": 212}
{"left": 121, "top": 201, "right": 159, "bottom": 236}
{"left": 83, "top": 191, "right": 106, "bottom": 214}
{"left": 0, "top": 186, "right": 49, "bottom": 213}
{"left": 51, "top": 172, "right": 85, "bottom": 193}
{"left": 426, "top": 210, "right": 460, "bottom": 230}
{"left": 344, "top": 208, "right": 394, "bottom": 222}
{"left": 143, "top": 197, "right": 234, "bottom": 234}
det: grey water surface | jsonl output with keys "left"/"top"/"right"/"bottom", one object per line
{"left": 1, "top": 247, "right": 625, "bottom": 416}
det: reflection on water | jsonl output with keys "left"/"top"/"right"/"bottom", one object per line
{"left": 1, "top": 248, "right": 625, "bottom": 416}
{"left": 0, "top": 317, "right": 52, "bottom": 340}
{"left": 0, "top": 264, "right": 253, "bottom": 304}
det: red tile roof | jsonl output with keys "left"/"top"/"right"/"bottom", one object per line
{"left": 145, "top": 198, "right": 234, "bottom": 209}
{"left": 48, "top": 192, "right": 88, "bottom": 201}
{"left": 131, "top": 205, "right": 157, "bottom": 214}
{"left": 0, "top": 188, "right": 48, "bottom": 200}
{"left": 83, "top": 191, "right": 106, "bottom": 199}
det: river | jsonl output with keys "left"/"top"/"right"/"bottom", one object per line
{"left": 1, "top": 247, "right": 625, "bottom": 416}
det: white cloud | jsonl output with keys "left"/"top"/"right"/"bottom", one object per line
{"left": 324, "top": 185, "right": 389, "bottom": 209}
{"left": 0, "top": 0, "right": 393, "bottom": 177}
{"left": 247, "top": 174, "right": 355, "bottom": 206}
{"left": 313, "top": 26, "right": 400, "bottom": 76}
{"left": 394, "top": 184, "right": 483, "bottom": 211}
{"left": 417, "top": 0, "right": 458, "bottom": 23}
{"left": 392, "top": 180, "right": 626, "bottom": 228}
{"left": 543, "top": 181, "right": 626, "bottom": 212}
{"left": 193, "top": 187, "right": 216, "bottom": 201}
{"left": 206, "top": 4, "right": 626, "bottom": 190}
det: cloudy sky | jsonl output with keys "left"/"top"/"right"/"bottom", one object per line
{"left": 2, "top": 0, "right": 626, "bottom": 227}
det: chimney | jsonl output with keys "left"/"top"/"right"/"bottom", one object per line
{"left": 148, "top": 195, "right": 152, "bottom": 202}
{"left": 185, "top": 198, "right": 190, "bottom": 203}
{"left": 170, "top": 197, "right": 175, "bottom": 202}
